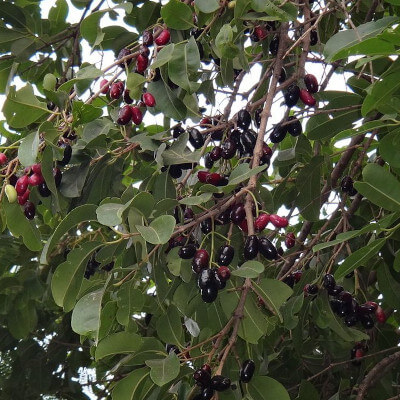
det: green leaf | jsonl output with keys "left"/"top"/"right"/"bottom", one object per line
{"left": 179, "top": 193, "right": 212, "bottom": 206}
{"left": 161, "top": 0, "right": 193, "bottom": 30}
{"left": 215, "top": 24, "right": 239, "bottom": 59}
{"left": 59, "top": 162, "right": 90, "bottom": 198}
{"left": 248, "top": 376, "right": 290, "bottom": 400}
{"left": 162, "top": 132, "right": 202, "bottom": 165}
{"left": 136, "top": 215, "right": 176, "bottom": 245}
{"left": 228, "top": 163, "right": 268, "bottom": 186}
{"left": 324, "top": 16, "right": 398, "bottom": 62}
{"left": 126, "top": 72, "right": 147, "bottom": 100}
{"left": 71, "top": 287, "right": 105, "bottom": 343}
{"left": 156, "top": 305, "right": 184, "bottom": 346}
{"left": 72, "top": 101, "right": 103, "bottom": 126}
{"left": 354, "top": 164, "right": 400, "bottom": 211}
{"left": 8, "top": 301, "right": 37, "bottom": 339}
{"left": 168, "top": 38, "right": 200, "bottom": 94}
{"left": 40, "top": 204, "right": 98, "bottom": 264}
{"left": 80, "top": 10, "right": 105, "bottom": 45}
{"left": 282, "top": 295, "right": 304, "bottom": 330}
{"left": 151, "top": 44, "right": 175, "bottom": 70}
{"left": 2, "top": 201, "right": 42, "bottom": 251}
{"left": 116, "top": 282, "right": 145, "bottom": 326}
{"left": 145, "top": 352, "right": 180, "bottom": 386}
{"left": 252, "top": 278, "right": 293, "bottom": 322}
{"left": 231, "top": 261, "right": 264, "bottom": 278}
{"left": 95, "top": 332, "right": 143, "bottom": 360}
{"left": 2, "top": 84, "right": 48, "bottom": 128}
{"left": 195, "top": 0, "right": 220, "bottom": 13}
{"left": 112, "top": 368, "right": 150, "bottom": 400}
{"left": 377, "top": 262, "right": 400, "bottom": 308}
{"left": 295, "top": 156, "right": 323, "bottom": 221}
{"left": 51, "top": 242, "right": 102, "bottom": 311}
{"left": 96, "top": 201, "right": 126, "bottom": 227}
{"left": 379, "top": 129, "right": 400, "bottom": 168}
{"left": 334, "top": 238, "right": 386, "bottom": 280}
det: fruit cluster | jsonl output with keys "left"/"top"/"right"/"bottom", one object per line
{"left": 304, "top": 274, "right": 386, "bottom": 329}
{"left": 193, "top": 364, "right": 231, "bottom": 400}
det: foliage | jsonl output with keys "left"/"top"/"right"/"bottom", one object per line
{"left": 1, "top": 0, "right": 400, "bottom": 399}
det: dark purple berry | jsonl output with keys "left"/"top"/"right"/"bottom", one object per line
{"left": 244, "top": 235, "right": 259, "bottom": 260}
{"left": 178, "top": 244, "right": 197, "bottom": 259}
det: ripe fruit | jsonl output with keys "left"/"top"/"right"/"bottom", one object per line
{"left": 169, "top": 165, "right": 182, "bottom": 179}
{"left": 189, "top": 128, "right": 205, "bottom": 149}
{"left": 323, "top": 274, "right": 336, "bottom": 289}
{"left": 24, "top": 201, "right": 35, "bottom": 220}
{"left": 258, "top": 237, "right": 278, "bottom": 260}
{"left": 286, "top": 116, "right": 302, "bottom": 137}
{"left": 269, "top": 36, "right": 279, "bottom": 55}
{"left": 240, "top": 359, "right": 255, "bottom": 383}
{"left": 254, "top": 25, "right": 268, "bottom": 41}
{"left": 201, "top": 364, "right": 212, "bottom": 375}
{"left": 239, "top": 218, "right": 248, "bottom": 233}
{"left": 28, "top": 173, "right": 43, "bottom": 186}
{"left": 117, "top": 105, "right": 132, "bottom": 125}
{"left": 239, "top": 130, "right": 257, "bottom": 153}
{"left": 117, "top": 48, "right": 132, "bottom": 68}
{"left": 304, "top": 74, "right": 319, "bottom": 93}
{"left": 99, "top": 79, "right": 109, "bottom": 94}
{"left": 53, "top": 167, "right": 62, "bottom": 187}
{"left": 221, "top": 139, "right": 237, "bottom": 159}
{"left": 201, "top": 284, "right": 218, "bottom": 303}
{"left": 216, "top": 245, "right": 234, "bottom": 266}
{"left": 18, "top": 189, "right": 30, "bottom": 205}
{"left": 304, "top": 283, "right": 318, "bottom": 295}
{"left": 254, "top": 108, "right": 262, "bottom": 128}
{"left": 131, "top": 106, "right": 143, "bottom": 125}
{"left": 237, "top": 109, "right": 251, "bottom": 130}
{"left": 230, "top": 203, "right": 246, "bottom": 224}
{"left": 210, "top": 146, "right": 222, "bottom": 161}
{"left": 193, "top": 369, "right": 211, "bottom": 386}
{"left": 211, "top": 375, "right": 231, "bottom": 391}
{"left": 198, "top": 269, "right": 215, "bottom": 289}
{"left": 31, "top": 163, "right": 41, "bottom": 174}
{"left": 58, "top": 143, "right": 72, "bottom": 166}
{"left": 143, "top": 30, "right": 153, "bottom": 46}
{"left": 136, "top": 54, "right": 148, "bottom": 74}
{"left": 254, "top": 213, "right": 270, "bottom": 232}
{"left": 0, "top": 152, "right": 7, "bottom": 166}
{"left": 285, "top": 232, "right": 296, "bottom": 248}
{"left": 173, "top": 125, "right": 185, "bottom": 138}
{"left": 198, "top": 171, "right": 209, "bottom": 183}
{"left": 278, "top": 67, "right": 287, "bottom": 83}
{"left": 178, "top": 244, "right": 197, "bottom": 259}
{"left": 269, "top": 124, "right": 286, "bottom": 143}
{"left": 284, "top": 85, "right": 300, "bottom": 108}
{"left": 262, "top": 143, "right": 272, "bottom": 157}
{"left": 155, "top": 29, "right": 171, "bottom": 46}
{"left": 204, "top": 153, "right": 213, "bottom": 169}
{"left": 310, "top": 29, "right": 318, "bottom": 46}
{"left": 38, "top": 182, "right": 51, "bottom": 197}
{"left": 300, "top": 89, "right": 316, "bottom": 106}
{"left": 360, "top": 314, "right": 374, "bottom": 329}
{"left": 5, "top": 184, "right": 17, "bottom": 203}
{"left": 206, "top": 172, "right": 222, "bottom": 186}
{"left": 345, "top": 314, "right": 358, "bottom": 327}
{"left": 110, "top": 81, "right": 124, "bottom": 99}
{"left": 200, "top": 387, "right": 214, "bottom": 400}
{"left": 375, "top": 306, "right": 386, "bottom": 323}
{"left": 217, "top": 266, "right": 231, "bottom": 282}
{"left": 192, "top": 249, "right": 210, "bottom": 273}
{"left": 139, "top": 45, "right": 150, "bottom": 56}
{"left": 143, "top": 92, "right": 156, "bottom": 107}
{"left": 15, "top": 175, "right": 29, "bottom": 195}
{"left": 123, "top": 89, "right": 133, "bottom": 104}
{"left": 341, "top": 176, "right": 354, "bottom": 193}
{"left": 244, "top": 235, "right": 259, "bottom": 260}
{"left": 269, "top": 214, "right": 288, "bottom": 228}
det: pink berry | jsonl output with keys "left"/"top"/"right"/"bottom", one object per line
{"left": 254, "top": 213, "right": 270, "bottom": 232}
{"left": 18, "top": 189, "right": 30, "bottom": 205}
{"left": 99, "top": 79, "right": 109, "bottom": 94}
{"left": 299, "top": 89, "right": 316, "bottom": 106}
{"left": 269, "top": 214, "right": 288, "bottom": 228}
{"left": 0, "top": 153, "right": 7, "bottom": 165}
{"left": 28, "top": 173, "right": 44, "bottom": 186}
{"left": 31, "top": 163, "right": 41, "bottom": 174}
{"left": 15, "top": 175, "right": 29, "bottom": 195}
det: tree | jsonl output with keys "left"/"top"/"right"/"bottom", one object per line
{"left": 1, "top": 0, "right": 400, "bottom": 398}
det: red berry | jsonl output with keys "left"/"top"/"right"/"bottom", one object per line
{"left": 355, "top": 348, "right": 364, "bottom": 359}
{"left": 197, "top": 171, "right": 209, "bottom": 183}
{"left": 239, "top": 218, "right": 248, "bottom": 233}
{"left": 217, "top": 266, "right": 231, "bottom": 282}
{"left": 0, "top": 152, "right": 8, "bottom": 165}
{"left": 206, "top": 172, "right": 222, "bottom": 186}
{"left": 31, "top": 163, "right": 41, "bottom": 174}
{"left": 365, "top": 301, "right": 378, "bottom": 310}
{"left": 136, "top": 54, "right": 148, "bottom": 74}
{"left": 15, "top": 175, "right": 29, "bottom": 195}
{"left": 28, "top": 173, "right": 44, "bottom": 186}
{"left": 131, "top": 106, "right": 143, "bottom": 125}
{"left": 285, "top": 232, "right": 296, "bottom": 248}
{"left": 110, "top": 81, "right": 124, "bottom": 99}
{"left": 299, "top": 89, "right": 316, "bottom": 106}
{"left": 269, "top": 214, "right": 288, "bottom": 228}
{"left": 155, "top": 29, "right": 170, "bottom": 46}
{"left": 375, "top": 306, "right": 386, "bottom": 323}
{"left": 304, "top": 74, "right": 319, "bottom": 93}
{"left": 18, "top": 189, "right": 30, "bottom": 205}
{"left": 255, "top": 25, "right": 268, "bottom": 40}
{"left": 200, "top": 117, "right": 211, "bottom": 127}
{"left": 117, "top": 105, "right": 132, "bottom": 125}
{"left": 143, "top": 92, "right": 156, "bottom": 107}
{"left": 254, "top": 213, "right": 270, "bottom": 232}
{"left": 292, "top": 270, "right": 302, "bottom": 282}
{"left": 99, "top": 79, "right": 109, "bottom": 94}
{"left": 201, "top": 364, "right": 212, "bottom": 375}
{"left": 262, "top": 143, "right": 272, "bottom": 157}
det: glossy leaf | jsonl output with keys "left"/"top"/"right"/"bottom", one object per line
{"left": 231, "top": 261, "right": 265, "bottom": 278}
{"left": 145, "top": 352, "right": 180, "bottom": 386}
